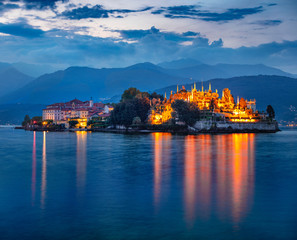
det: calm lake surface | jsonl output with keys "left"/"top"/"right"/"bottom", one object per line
{"left": 0, "top": 128, "right": 296, "bottom": 240}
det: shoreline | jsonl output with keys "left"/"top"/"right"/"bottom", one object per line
{"left": 16, "top": 126, "right": 280, "bottom": 134}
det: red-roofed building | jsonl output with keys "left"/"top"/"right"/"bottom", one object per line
{"left": 42, "top": 98, "right": 112, "bottom": 123}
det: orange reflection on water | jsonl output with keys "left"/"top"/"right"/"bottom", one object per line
{"left": 41, "top": 131, "right": 47, "bottom": 208}
{"left": 31, "top": 131, "right": 36, "bottom": 206}
{"left": 184, "top": 135, "right": 197, "bottom": 226}
{"left": 231, "top": 133, "right": 255, "bottom": 223}
{"left": 183, "top": 133, "right": 255, "bottom": 227}
{"left": 76, "top": 131, "right": 87, "bottom": 196}
{"left": 153, "top": 132, "right": 172, "bottom": 211}
{"left": 216, "top": 134, "right": 230, "bottom": 219}
{"left": 198, "top": 134, "right": 212, "bottom": 219}
{"left": 153, "top": 132, "right": 162, "bottom": 209}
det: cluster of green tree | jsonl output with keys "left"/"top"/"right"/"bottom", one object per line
{"left": 110, "top": 88, "right": 163, "bottom": 128}
{"left": 22, "top": 115, "right": 42, "bottom": 126}
{"left": 120, "top": 88, "right": 163, "bottom": 102}
{"left": 69, "top": 120, "right": 79, "bottom": 128}
{"left": 266, "top": 105, "right": 275, "bottom": 120}
{"left": 171, "top": 100, "right": 200, "bottom": 126}
{"left": 110, "top": 97, "right": 150, "bottom": 127}
{"left": 88, "top": 117, "right": 109, "bottom": 129}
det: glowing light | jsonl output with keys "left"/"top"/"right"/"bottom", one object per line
{"left": 31, "top": 131, "right": 36, "bottom": 206}
{"left": 153, "top": 132, "right": 162, "bottom": 210}
{"left": 149, "top": 87, "right": 259, "bottom": 124}
{"left": 41, "top": 131, "right": 47, "bottom": 209}
{"left": 184, "top": 135, "right": 197, "bottom": 227}
{"left": 76, "top": 131, "right": 87, "bottom": 197}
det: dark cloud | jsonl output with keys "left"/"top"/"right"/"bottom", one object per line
{"left": 210, "top": 38, "right": 223, "bottom": 47}
{"left": 62, "top": 5, "right": 152, "bottom": 20}
{"left": 62, "top": 5, "right": 109, "bottom": 19}
{"left": 116, "top": 26, "right": 201, "bottom": 43}
{"left": 253, "top": 20, "right": 282, "bottom": 26}
{"left": 10, "top": 0, "right": 67, "bottom": 9}
{"left": 151, "top": 9, "right": 164, "bottom": 15}
{"left": 0, "top": 22, "right": 44, "bottom": 38}
{"left": 0, "top": 2, "right": 20, "bottom": 13}
{"left": 182, "top": 31, "right": 199, "bottom": 37}
{"left": 0, "top": 27, "right": 296, "bottom": 74}
{"left": 199, "top": 7, "right": 264, "bottom": 22}
{"left": 153, "top": 5, "right": 264, "bottom": 22}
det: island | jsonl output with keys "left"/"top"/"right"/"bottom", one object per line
{"left": 21, "top": 84, "right": 279, "bottom": 134}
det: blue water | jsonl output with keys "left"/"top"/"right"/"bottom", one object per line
{"left": 0, "top": 128, "right": 296, "bottom": 239}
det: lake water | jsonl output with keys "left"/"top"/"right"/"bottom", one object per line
{"left": 0, "top": 128, "right": 296, "bottom": 239}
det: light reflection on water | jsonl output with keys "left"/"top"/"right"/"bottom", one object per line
{"left": 76, "top": 132, "right": 87, "bottom": 197}
{"left": 153, "top": 133, "right": 255, "bottom": 227}
{"left": 31, "top": 131, "right": 36, "bottom": 206}
{"left": 1, "top": 129, "right": 294, "bottom": 239}
{"left": 41, "top": 131, "right": 47, "bottom": 209}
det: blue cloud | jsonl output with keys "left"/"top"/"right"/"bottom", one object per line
{"left": 62, "top": 5, "right": 109, "bottom": 19}
{"left": 62, "top": 5, "right": 152, "bottom": 20}
{"left": 0, "top": 27, "right": 296, "bottom": 74}
{"left": 0, "top": 22, "right": 44, "bottom": 38}
{"left": 253, "top": 20, "right": 282, "bottom": 26}
{"left": 199, "top": 7, "right": 263, "bottom": 22}
{"left": 117, "top": 26, "right": 201, "bottom": 43}
{"left": 0, "top": 3, "right": 20, "bottom": 14}
{"left": 12, "top": 0, "right": 67, "bottom": 9}
{"left": 182, "top": 31, "right": 199, "bottom": 37}
{"left": 153, "top": 5, "right": 264, "bottom": 22}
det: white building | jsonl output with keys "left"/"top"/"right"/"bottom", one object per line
{"left": 42, "top": 99, "right": 111, "bottom": 122}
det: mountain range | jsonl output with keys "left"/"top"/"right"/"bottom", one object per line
{"left": 0, "top": 58, "right": 296, "bottom": 123}
{"left": 0, "top": 59, "right": 296, "bottom": 104}
{"left": 0, "top": 63, "right": 33, "bottom": 97}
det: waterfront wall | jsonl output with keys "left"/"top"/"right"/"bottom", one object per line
{"left": 193, "top": 120, "right": 279, "bottom": 132}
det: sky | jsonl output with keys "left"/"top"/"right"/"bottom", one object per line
{"left": 0, "top": 0, "right": 296, "bottom": 73}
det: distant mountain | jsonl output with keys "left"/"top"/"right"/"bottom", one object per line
{"left": 0, "top": 65, "right": 34, "bottom": 97}
{"left": 1, "top": 60, "right": 296, "bottom": 121}
{"left": 156, "top": 75, "right": 297, "bottom": 121}
{"left": 166, "top": 63, "right": 295, "bottom": 80}
{"left": 0, "top": 63, "right": 187, "bottom": 104}
{"left": 0, "top": 104, "right": 45, "bottom": 125}
{"left": 167, "top": 64, "right": 229, "bottom": 81}
{"left": 214, "top": 63, "right": 295, "bottom": 78}
{"left": 158, "top": 58, "right": 202, "bottom": 69}
{"left": 11, "top": 62, "right": 58, "bottom": 78}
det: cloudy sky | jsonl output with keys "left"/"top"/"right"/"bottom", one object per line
{"left": 0, "top": 0, "right": 296, "bottom": 73}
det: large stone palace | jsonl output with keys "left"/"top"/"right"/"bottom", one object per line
{"left": 149, "top": 83, "right": 264, "bottom": 125}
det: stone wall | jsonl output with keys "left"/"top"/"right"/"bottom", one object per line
{"left": 193, "top": 120, "right": 279, "bottom": 132}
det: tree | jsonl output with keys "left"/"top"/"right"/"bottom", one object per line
{"left": 149, "top": 92, "right": 164, "bottom": 101}
{"left": 133, "top": 97, "right": 150, "bottom": 123}
{"left": 120, "top": 102, "right": 137, "bottom": 128}
{"left": 132, "top": 116, "right": 141, "bottom": 125}
{"left": 69, "top": 120, "right": 79, "bottom": 128}
{"left": 239, "top": 98, "right": 247, "bottom": 110}
{"left": 110, "top": 98, "right": 150, "bottom": 127}
{"left": 209, "top": 99, "right": 216, "bottom": 111}
{"left": 22, "top": 115, "right": 30, "bottom": 126}
{"left": 31, "top": 116, "right": 42, "bottom": 125}
{"left": 266, "top": 105, "right": 275, "bottom": 120}
{"left": 136, "top": 91, "right": 150, "bottom": 99}
{"left": 172, "top": 100, "right": 200, "bottom": 126}
{"left": 121, "top": 87, "right": 141, "bottom": 102}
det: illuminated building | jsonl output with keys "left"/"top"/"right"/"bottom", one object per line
{"left": 42, "top": 98, "right": 114, "bottom": 128}
{"left": 149, "top": 83, "right": 262, "bottom": 124}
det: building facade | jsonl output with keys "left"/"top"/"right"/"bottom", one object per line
{"left": 42, "top": 99, "right": 113, "bottom": 123}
